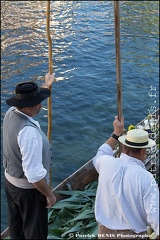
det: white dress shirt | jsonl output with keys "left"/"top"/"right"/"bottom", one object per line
{"left": 16, "top": 109, "right": 47, "bottom": 183}
{"left": 93, "top": 143, "right": 159, "bottom": 235}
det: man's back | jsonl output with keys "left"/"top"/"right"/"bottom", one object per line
{"left": 93, "top": 143, "right": 159, "bottom": 234}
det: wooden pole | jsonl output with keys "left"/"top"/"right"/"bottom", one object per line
{"left": 114, "top": 1, "right": 122, "bottom": 120}
{"left": 46, "top": 0, "right": 52, "bottom": 141}
{"left": 114, "top": 1, "right": 123, "bottom": 154}
{"left": 46, "top": 0, "right": 53, "bottom": 188}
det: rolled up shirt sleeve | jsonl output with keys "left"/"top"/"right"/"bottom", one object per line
{"left": 24, "top": 164, "right": 47, "bottom": 183}
{"left": 18, "top": 126, "right": 47, "bottom": 183}
{"left": 93, "top": 143, "right": 114, "bottom": 171}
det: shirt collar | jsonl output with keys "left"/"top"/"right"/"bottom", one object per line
{"left": 15, "top": 108, "right": 40, "bottom": 128}
{"left": 120, "top": 153, "right": 146, "bottom": 169}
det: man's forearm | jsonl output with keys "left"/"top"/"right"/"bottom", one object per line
{"left": 33, "top": 178, "right": 53, "bottom": 198}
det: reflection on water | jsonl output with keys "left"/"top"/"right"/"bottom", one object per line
{"left": 1, "top": 1, "right": 159, "bottom": 231}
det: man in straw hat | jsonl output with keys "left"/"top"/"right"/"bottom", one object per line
{"left": 93, "top": 116, "right": 159, "bottom": 239}
{"left": 3, "top": 73, "right": 56, "bottom": 239}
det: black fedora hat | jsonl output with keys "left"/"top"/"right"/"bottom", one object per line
{"left": 6, "top": 82, "right": 51, "bottom": 108}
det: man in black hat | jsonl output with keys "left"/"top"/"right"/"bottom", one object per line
{"left": 3, "top": 73, "right": 56, "bottom": 239}
{"left": 93, "top": 116, "right": 159, "bottom": 239}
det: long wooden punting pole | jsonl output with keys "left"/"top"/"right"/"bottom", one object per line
{"left": 46, "top": 0, "right": 53, "bottom": 141}
{"left": 114, "top": 1, "right": 122, "bottom": 120}
{"left": 46, "top": 1, "right": 53, "bottom": 189}
{"left": 114, "top": 1, "right": 122, "bottom": 155}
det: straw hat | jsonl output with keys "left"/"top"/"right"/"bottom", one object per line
{"left": 6, "top": 82, "right": 51, "bottom": 108}
{"left": 118, "top": 129, "right": 156, "bottom": 148}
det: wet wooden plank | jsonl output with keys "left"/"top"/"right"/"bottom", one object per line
{"left": 52, "top": 159, "right": 98, "bottom": 201}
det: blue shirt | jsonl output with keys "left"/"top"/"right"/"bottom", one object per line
{"left": 93, "top": 143, "right": 159, "bottom": 235}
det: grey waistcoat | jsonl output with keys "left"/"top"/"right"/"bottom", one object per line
{"left": 3, "top": 107, "right": 52, "bottom": 185}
